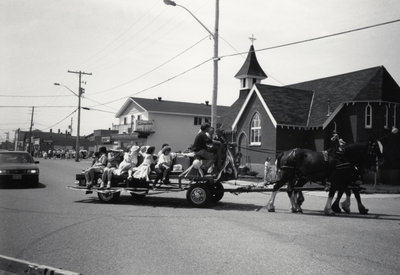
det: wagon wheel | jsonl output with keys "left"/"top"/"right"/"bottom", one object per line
{"left": 210, "top": 181, "right": 224, "bottom": 203}
{"left": 98, "top": 191, "right": 120, "bottom": 203}
{"left": 186, "top": 183, "right": 211, "bottom": 207}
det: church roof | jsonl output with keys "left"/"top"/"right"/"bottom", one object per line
{"left": 287, "top": 66, "right": 400, "bottom": 126}
{"left": 234, "top": 45, "right": 267, "bottom": 79}
{"left": 231, "top": 65, "right": 400, "bottom": 129}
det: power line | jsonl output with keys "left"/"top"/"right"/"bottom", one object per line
{"left": 0, "top": 94, "right": 74, "bottom": 98}
{"left": 41, "top": 109, "right": 78, "bottom": 131}
{"left": 88, "top": 35, "right": 210, "bottom": 95}
{"left": 219, "top": 18, "right": 400, "bottom": 60}
{"left": 88, "top": 57, "right": 213, "bottom": 108}
{"left": 0, "top": 106, "right": 77, "bottom": 108}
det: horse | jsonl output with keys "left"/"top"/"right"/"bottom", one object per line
{"left": 266, "top": 140, "right": 383, "bottom": 215}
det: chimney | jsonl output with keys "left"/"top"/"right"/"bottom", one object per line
{"left": 326, "top": 99, "right": 332, "bottom": 116}
{"left": 50, "top": 129, "right": 52, "bottom": 133}
{"left": 58, "top": 129, "right": 60, "bottom": 134}
{"left": 205, "top": 101, "right": 209, "bottom": 106}
{"left": 157, "top": 97, "right": 162, "bottom": 101}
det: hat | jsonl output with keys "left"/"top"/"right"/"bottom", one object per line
{"left": 161, "top": 146, "right": 172, "bottom": 154}
{"left": 130, "top": 145, "right": 140, "bottom": 153}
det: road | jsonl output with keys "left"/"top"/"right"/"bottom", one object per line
{"left": 1, "top": 158, "right": 400, "bottom": 275}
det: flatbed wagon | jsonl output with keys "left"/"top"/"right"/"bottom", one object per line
{"left": 67, "top": 170, "right": 336, "bottom": 207}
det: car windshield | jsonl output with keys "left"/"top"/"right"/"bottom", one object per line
{"left": 0, "top": 153, "right": 34, "bottom": 164}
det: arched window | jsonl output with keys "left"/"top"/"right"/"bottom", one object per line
{"left": 384, "top": 105, "right": 389, "bottom": 129}
{"left": 250, "top": 113, "right": 261, "bottom": 145}
{"left": 365, "top": 104, "right": 372, "bottom": 129}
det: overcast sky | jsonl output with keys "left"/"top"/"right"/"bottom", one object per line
{"left": 1, "top": 0, "right": 400, "bottom": 140}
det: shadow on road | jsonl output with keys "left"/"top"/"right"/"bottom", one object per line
{"left": 74, "top": 195, "right": 263, "bottom": 211}
{"left": 0, "top": 182, "right": 46, "bottom": 189}
{"left": 297, "top": 209, "right": 400, "bottom": 221}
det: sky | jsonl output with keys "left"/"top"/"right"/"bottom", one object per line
{"left": 1, "top": 0, "right": 400, "bottom": 141}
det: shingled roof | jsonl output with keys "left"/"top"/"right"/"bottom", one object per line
{"left": 287, "top": 66, "right": 398, "bottom": 126}
{"left": 257, "top": 85, "right": 313, "bottom": 125}
{"left": 116, "top": 97, "right": 229, "bottom": 118}
{"left": 230, "top": 65, "right": 400, "bottom": 129}
{"left": 235, "top": 45, "right": 267, "bottom": 79}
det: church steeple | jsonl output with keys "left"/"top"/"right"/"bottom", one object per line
{"left": 235, "top": 38, "right": 267, "bottom": 93}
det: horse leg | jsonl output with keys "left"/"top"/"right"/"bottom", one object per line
{"left": 266, "top": 175, "right": 289, "bottom": 212}
{"left": 340, "top": 189, "right": 351, "bottom": 214}
{"left": 353, "top": 189, "right": 369, "bottom": 214}
{"left": 324, "top": 188, "right": 336, "bottom": 216}
{"left": 332, "top": 189, "right": 344, "bottom": 213}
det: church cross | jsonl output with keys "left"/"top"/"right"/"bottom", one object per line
{"left": 249, "top": 34, "right": 256, "bottom": 45}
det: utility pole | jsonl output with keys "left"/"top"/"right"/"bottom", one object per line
{"left": 211, "top": 0, "right": 219, "bottom": 129}
{"left": 28, "top": 106, "right": 34, "bottom": 155}
{"left": 67, "top": 70, "right": 92, "bottom": 162}
{"left": 70, "top": 117, "right": 73, "bottom": 136}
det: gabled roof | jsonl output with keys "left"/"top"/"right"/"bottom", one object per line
{"left": 231, "top": 85, "right": 313, "bottom": 130}
{"left": 287, "top": 66, "right": 398, "bottom": 126}
{"left": 115, "top": 97, "right": 229, "bottom": 118}
{"left": 234, "top": 45, "right": 267, "bottom": 79}
{"left": 230, "top": 65, "right": 400, "bottom": 129}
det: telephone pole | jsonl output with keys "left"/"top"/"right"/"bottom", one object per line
{"left": 28, "top": 106, "right": 34, "bottom": 155}
{"left": 67, "top": 70, "right": 92, "bottom": 162}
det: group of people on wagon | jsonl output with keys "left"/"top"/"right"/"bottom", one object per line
{"left": 84, "top": 143, "right": 175, "bottom": 190}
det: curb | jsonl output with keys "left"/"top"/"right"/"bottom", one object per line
{"left": 0, "top": 254, "right": 81, "bottom": 275}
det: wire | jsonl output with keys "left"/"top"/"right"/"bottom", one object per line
{"left": 88, "top": 35, "right": 210, "bottom": 95}
{"left": 79, "top": 0, "right": 160, "bottom": 69}
{"left": 0, "top": 94, "right": 74, "bottom": 98}
{"left": 88, "top": 57, "right": 213, "bottom": 108}
{"left": 41, "top": 109, "right": 78, "bottom": 131}
{"left": 219, "top": 19, "right": 400, "bottom": 60}
{"left": 0, "top": 106, "right": 77, "bottom": 108}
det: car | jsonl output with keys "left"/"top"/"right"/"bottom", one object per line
{"left": 0, "top": 151, "right": 40, "bottom": 186}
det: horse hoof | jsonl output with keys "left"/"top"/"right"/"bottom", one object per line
{"left": 291, "top": 208, "right": 298, "bottom": 213}
{"left": 297, "top": 208, "right": 303, "bottom": 214}
{"left": 340, "top": 202, "right": 351, "bottom": 214}
{"left": 324, "top": 208, "right": 335, "bottom": 216}
{"left": 332, "top": 203, "right": 342, "bottom": 213}
{"left": 266, "top": 203, "right": 275, "bottom": 212}
{"left": 359, "top": 207, "right": 369, "bottom": 215}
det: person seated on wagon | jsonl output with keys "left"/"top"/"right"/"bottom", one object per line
{"left": 85, "top": 146, "right": 108, "bottom": 190}
{"left": 128, "top": 146, "right": 155, "bottom": 181}
{"left": 157, "top": 143, "right": 169, "bottom": 157}
{"left": 155, "top": 145, "right": 173, "bottom": 185}
{"left": 100, "top": 146, "right": 140, "bottom": 189}
{"left": 330, "top": 132, "right": 346, "bottom": 155}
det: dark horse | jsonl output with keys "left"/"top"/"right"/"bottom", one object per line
{"left": 266, "top": 140, "right": 383, "bottom": 215}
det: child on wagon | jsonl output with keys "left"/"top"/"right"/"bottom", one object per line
{"left": 155, "top": 146, "right": 173, "bottom": 185}
{"left": 128, "top": 146, "right": 155, "bottom": 181}
{"left": 85, "top": 146, "right": 108, "bottom": 189}
{"left": 100, "top": 146, "right": 140, "bottom": 189}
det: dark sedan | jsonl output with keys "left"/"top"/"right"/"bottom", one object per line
{"left": 0, "top": 151, "right": 40, "bottom": 186}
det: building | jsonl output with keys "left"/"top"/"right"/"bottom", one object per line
{"left": 15, "top": 129, "right": 93, "bottom": 154}
{"left": 113, "top": 97, "right": 229, "bottom": 151}
{"left": 221, "top": 44, "right": 400, "bottom": 179}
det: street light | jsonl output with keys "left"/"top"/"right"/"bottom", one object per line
{"left": 164, "top": 0, "right": 219, "bottom": 129}
{"left": 54, "top": 82, "right": 83, "bottom": 162}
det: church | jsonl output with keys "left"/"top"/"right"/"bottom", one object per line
{"left": 220, "top": 44, "right": 400, "bottom": 181}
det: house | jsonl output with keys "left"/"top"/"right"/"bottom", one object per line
{"left": 113, "top": 97, "right": 229, "bottom": 152}
{"left": 221, "top": 44, "right": 400, "bottom": 180}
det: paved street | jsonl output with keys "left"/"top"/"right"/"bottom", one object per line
{"left": 1, "top": 159, "right": 400, "bottom": 275}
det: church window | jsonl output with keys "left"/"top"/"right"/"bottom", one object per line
{"left": 242, "top": 79, "right": 247, "bottom": 88}
{"left": 384, "top": 105, "right": 389, "bottom": 129}
{"left": 365, "top": 104, "right": 372, "bottom": 129}
{"left": 250, "top": 112, "right": 261, "bottom": 145}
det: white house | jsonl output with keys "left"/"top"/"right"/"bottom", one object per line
{"left": 113, "top": 97, "right": 229, "bottom": 152}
